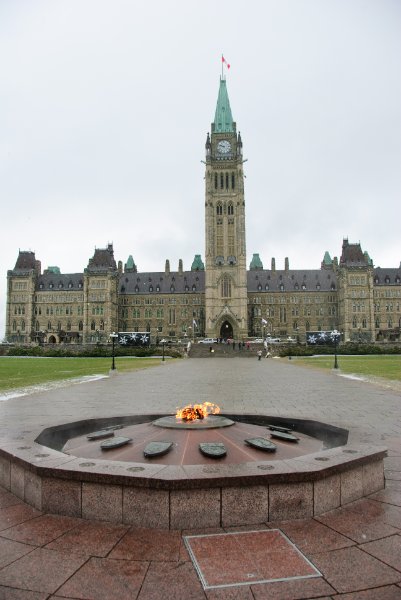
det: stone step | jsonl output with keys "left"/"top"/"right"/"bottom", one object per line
{"left": 188, "top": 343, "right": 266, "bottom": 358}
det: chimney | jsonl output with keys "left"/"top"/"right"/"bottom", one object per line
{"left": 165, "top": 259, "right": 170, "bottom": 276}
{"left": 271, "top": 258, "right": 276, "bottom": 273}
{"left": 285, "top": 257, "right": 289, "bottom": 272}
{"left": 178, "top": 259, "right": 183, "bottom": 274}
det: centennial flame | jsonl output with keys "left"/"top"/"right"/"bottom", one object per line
{"left": 175, "top": 402, "right": 221, "bottom": 421}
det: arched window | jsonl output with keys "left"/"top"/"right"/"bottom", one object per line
{"left": 21, "top": 320, "right": 25, "bottom": 331}
{"left": 227, "top": 202, "right": 234, "bottom": 215}
{"left": 225, "top": 173, "right": 229, "bottom": 188}
{"left": 220, "top": 173, "right": 224, "bottom": 189}
{"left": 221, "top": 275, "right": 232, "bottom": 298}
{"left": 231, "top": 173, "right": 235, "bottom": 189}
{"left": 362, "top": 318, "right": 367, "bottom": 328}
{"left": 214, "top": 173, "right": 218, "bottom": 189}
{"left": 91, "top": 321, "right": 96, "bottom": 331}
{"left": 79, "top": 321, "right": 83, "bottom": 331}
{"left": 35, "top": 321, "right": 40, "bottom": 331}
{"left": 100, "top": 320, "right": 104, "bottom": 331}
{"left": 67, "top": 321, "right": 71, "bottom": 331}
{"left": 352, "top": 317, "right": 357, "bottom": 328}
{"left": 216, "top": 202, "right": 223, "bottom": 216}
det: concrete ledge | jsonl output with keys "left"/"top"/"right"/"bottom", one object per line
{"left": 0, "top": 415, "right": 387, "bottom": 529}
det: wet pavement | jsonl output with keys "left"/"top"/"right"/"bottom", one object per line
{"left": 0, "top": 357, "right": 400, "bottom": 599}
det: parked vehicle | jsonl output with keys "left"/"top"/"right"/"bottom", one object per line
{"left": 286, "top": 337, "right": 296, "bottom": 343}
{"left": 266, "top": 337, "right": 281, "bottom": 343}
{"left": 198, "top": 338, "right": 218, "bottom": 344}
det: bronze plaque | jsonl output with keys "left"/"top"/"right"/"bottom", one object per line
{"left": 267, "top": 424, "right": 292, "bottom": 433}
{"left": 245, "top": 437, "right": 277, "bottom": 452}
{"left": 144, "top": 441, "right": 173, "bottom": 458}
{"left": 100, "top": 436, "right": 132, "bottom": 450}
{"left": 270, "top": 431, "right": 299, "bottom": 443}
{"left": 199, "top": 442, "right": 227, "bottom": 458}
{"left": 87, "top": 430, "right": 115, "bottom": 441}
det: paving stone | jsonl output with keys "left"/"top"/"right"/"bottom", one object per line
{"left": 0, "top": 547, "right": 87, "bottom": 594}
{"left": 311, "top": 546, "right": 401, "bottom": 594}
{"left": 274, "top": 518, "right": 354, "bottom": 554}
{"left": 0, "top": 537, "right": 35, "bottom": 568}
{"left": 57, "top": 556, "right": 148, "bottom": 600}
{"left": 0, "top": 504, "right": 41, "bottom": 532}
{"left": 360, "top": 534, "right": 401, "bottom": 571}
{"left": 44, "top": 520, "right": 128, "bottom": 557}
{"left": 109, "top": 527, "right": 181, "bottom": 561}
{"left": 0, "top": 514, "right": 81, "bottom": 546}
{"left": 137, "top": 561, "right": 206, "bottom": 599}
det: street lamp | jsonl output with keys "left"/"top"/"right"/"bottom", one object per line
{"left": 160, "top": 338, "right": 167, "bottom": 362}
{"left": 331, "top": 329, "right": 340, "bottom": 369}
{"left": 110, "top": 332, "right": 118, "bottom": 370}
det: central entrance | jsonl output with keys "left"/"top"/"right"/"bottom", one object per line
{"left": 220, "top": 320, "right": 233, "bottom": 340}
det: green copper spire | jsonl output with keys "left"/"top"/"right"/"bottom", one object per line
{"left": 250, "top": 253, "right": 263, "bottom": 270}
{"left": 323, "top": 251, "right": 332, "bottom": 266}
{"left": 191, "top": 254, "right": 205, "bottom": 271}
{"left": 213, "top": 78, "right": 234, "bottom": 133}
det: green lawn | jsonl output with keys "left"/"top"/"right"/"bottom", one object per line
{"left": 0, "top": 356, "right": 167, "bottom": 392}
{"left": 294, "top": 355, "right": 401, "bottom": 381}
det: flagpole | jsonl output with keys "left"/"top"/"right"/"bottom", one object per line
{"left": 221, "top": 54, "right": 223, "bottom": 79}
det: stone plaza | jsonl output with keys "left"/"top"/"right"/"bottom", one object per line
{"left": 0, "top": 356, "right": 400, "bottom": 598}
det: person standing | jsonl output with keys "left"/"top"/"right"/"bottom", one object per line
{"left": 257, "top": 349, "right": 262, "bottom": 361}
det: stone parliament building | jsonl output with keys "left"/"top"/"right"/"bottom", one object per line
{"left": 6, "top": 78, "right": 401, "bottom": 346}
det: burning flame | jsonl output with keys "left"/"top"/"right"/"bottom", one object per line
{"left": 176, "top": 402, "right": 221, "bottom": 421}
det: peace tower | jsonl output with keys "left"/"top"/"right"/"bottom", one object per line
{"left": 204, "top": 78, "right": 248, "bottom": 339}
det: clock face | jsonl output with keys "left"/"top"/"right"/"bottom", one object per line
{"left": 217, "top": 140, "right": 231, "bottom": 154}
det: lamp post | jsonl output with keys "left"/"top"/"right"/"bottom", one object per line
{"left": 331, "top": 329, "right": 340, "bottom": 369}
{"left": 110, "top": 332, "right": 118, "bottom": 370}
{"left": 160, "top": 339, "right": 166, "bottom": 362}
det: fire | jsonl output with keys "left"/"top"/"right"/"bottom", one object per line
{"left": 176, "top": 402, "right": 221, "bottom": 421}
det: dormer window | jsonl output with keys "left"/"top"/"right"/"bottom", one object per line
{"left": 49, "top": 282, "right": 54, "bottom": 289}
{"left": 149, "top": 285, "right": 153, "bottom": 292}
{"left": 192, "top": 284, "right": 196, "bottom": 292}
{"left": 135, "top": 285, "right": 139, "bottom": 292}
{"left": 156, "top": 285, "right": 160, "bottom": 292}
{"left": 68, "top": 281, "right": 73, "bottom": 289}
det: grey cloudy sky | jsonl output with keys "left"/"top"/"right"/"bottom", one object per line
{"left": 1, "top": 0, "right": 400, "bottom": 338}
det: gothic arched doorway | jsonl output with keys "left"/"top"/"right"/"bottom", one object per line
{"left": 220, "top": 320, "right": 233, "bottom": 340}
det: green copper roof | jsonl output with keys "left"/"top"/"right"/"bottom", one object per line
{"left": 250, "top": 253, "right": 263, "bottom": 270}
{"left": 364, "top": 251, "right": 373, "bottom": 266}
{"left": 125, "top": 255, "right": 137, "bottom": 272}
{"left": 323, "top": 251, "right": 332, "bottom": 265}
{"left": 47, "top": 266, "right": 60, "bottom": 274}
{"left": 191, "top": 254, "right": 205, "bottom": 271}
{"left": 213, "top": 78, "right": 234, "bottom": 133}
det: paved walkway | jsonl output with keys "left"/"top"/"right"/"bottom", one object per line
{"left": 0, "top": 357, "right": 400, "bottom": 599}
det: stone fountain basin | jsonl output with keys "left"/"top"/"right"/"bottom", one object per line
{"left": 0, "top": 414, "right": 386, "bottom": 529}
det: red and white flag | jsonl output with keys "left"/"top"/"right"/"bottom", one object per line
{"left": 222, "top": 55, "right": 230, "bottom": 69}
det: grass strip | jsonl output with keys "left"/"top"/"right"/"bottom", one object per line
{"left": 0, "top": 356, "right": 166, "bottom": 392}
{"left": 293, "top": 355, "right": 401, "bottom": 381}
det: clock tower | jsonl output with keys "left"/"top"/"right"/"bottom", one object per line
{"left": 204, "top": 77, "right": 248, "bottom": 340}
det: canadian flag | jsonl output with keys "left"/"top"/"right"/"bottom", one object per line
{"left": 222, "top": 55, "right": 230, "bottom": 69}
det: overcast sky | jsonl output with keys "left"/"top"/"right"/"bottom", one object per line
{"left": 1, "top": 0, "right": 400, "bottom": 338}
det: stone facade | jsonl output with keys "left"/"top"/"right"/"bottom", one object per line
{"left": 5, "top": 79, "right": 401, "bottom": 345}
